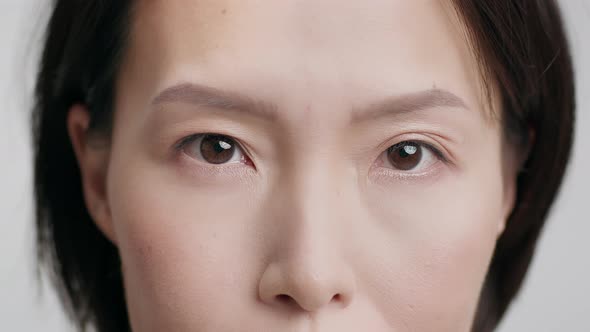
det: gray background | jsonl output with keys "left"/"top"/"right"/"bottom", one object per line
{"left": 1, "top": 1, "right": 588, "bottom": 331}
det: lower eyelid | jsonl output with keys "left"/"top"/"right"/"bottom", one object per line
{"left": 369, "top": 161, "right": 446, "bottom": 184}
{"left": 176, "top": 150, "right": 257, "bottom": 180}
{"left": 178, "top": 148, "right": 248, "bottom": 168}
{"left": 371, "top": 140, "right": 449, "bottom": 179}
{"left": 379, "top": 152, "right": 437, "bottom": 172}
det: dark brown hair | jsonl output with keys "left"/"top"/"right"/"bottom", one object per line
{"left": 32, "top": 1, "right": 574, "bottom": 331}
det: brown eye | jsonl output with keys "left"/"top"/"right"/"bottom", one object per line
{"left": 181, "top": 134, "right": 245, "bottom": 165}
{"left": 200, "top": 134, "right": 237, "bottom": 164}
{"left": 386, "top": 142, "right": 424, "bottom": 171}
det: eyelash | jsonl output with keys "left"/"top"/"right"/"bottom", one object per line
{"left": 174, "top": 133, "right": 450, "bottom": 176}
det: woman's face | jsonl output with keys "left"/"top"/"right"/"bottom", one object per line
{"left": 74, "top": 0, "right": 518, "bottom": 330}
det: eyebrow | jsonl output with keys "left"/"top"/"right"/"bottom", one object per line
{"left": 151, "top": 83, "right": 469, "bottom": 123}
{"left": 349, "top": 88, "right": 469, "bottom": 123}
{"left": 151, "top": 82, "right": 279, "bottom": 121}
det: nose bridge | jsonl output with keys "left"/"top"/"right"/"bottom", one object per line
{"left": 290, "top": 153, "right": 337, "bottom": 224}
{"left": 281, "top": 150, "right": 352, "bottom": 256}
{"left": 258, "top": 153, "right": 357, "bottom": 313}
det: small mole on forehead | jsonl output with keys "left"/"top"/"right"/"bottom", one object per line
{"left": 221, "top": 8, "right": 227, "bottom": 14}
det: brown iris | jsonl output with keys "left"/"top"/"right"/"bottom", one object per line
{"left": 387, "top": 142, "right": 423, "bottom": 171}
{"left": 199, "top": 134, "right": 236, "bottom": 164}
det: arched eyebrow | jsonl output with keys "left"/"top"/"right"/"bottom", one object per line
{"left": 152, "top": 82, "right": 469, "bottom": 123}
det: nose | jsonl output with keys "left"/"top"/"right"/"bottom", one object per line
{"left": 258, "top": 257, "right": 356, "bottom": 312}
{"left": 257, "top": 170, "right": 357, "bottom": 313}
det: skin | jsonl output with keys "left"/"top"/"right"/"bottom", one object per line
{"left": 68, "top": 0, "right": 519, "bottom": 331}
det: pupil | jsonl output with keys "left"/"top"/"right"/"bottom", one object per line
{"left": 200, "top": 134, "right": 235, "bottom": 164}
{"left": 388, "top": 142, "right": 422, "bottom": 171}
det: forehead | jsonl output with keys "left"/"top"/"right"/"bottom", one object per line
{"left": 122, "top": 0, "right": 486, "bottom": 117}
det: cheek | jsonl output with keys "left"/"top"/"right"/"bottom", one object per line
{"left": 364, "top": 165, "right": 505, "bottom": 329}
{"left": 107, "top": 159, "right": 264, "bottom": 330}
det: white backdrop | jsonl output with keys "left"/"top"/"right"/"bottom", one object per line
{"left": 0, "top": 1, "right": 588, "bottom": 331}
